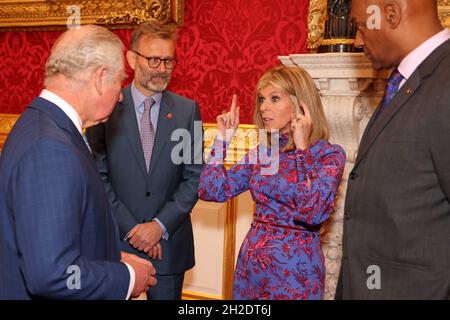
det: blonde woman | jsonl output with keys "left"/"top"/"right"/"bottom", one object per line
{"left": 198, "top": 65, "right": 346, "bottom": 300}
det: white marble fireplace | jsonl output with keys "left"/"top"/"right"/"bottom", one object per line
{"left": 279, "top": 53, "right": 390, "bottom": 299}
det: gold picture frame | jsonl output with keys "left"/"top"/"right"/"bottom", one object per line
{"left": 0, "top": 113, "right": 18, "bottom": 150}
{"left": 0, "top": 0, "right": 184, "bottom": 30}
{"left": 307, "top": 0, "right": 450, "bottom": 51}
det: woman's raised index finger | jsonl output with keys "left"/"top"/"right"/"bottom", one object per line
{"left": 230, "top": 94, "right": 238, "bottom": 113}
{"left": 230, "top": 94, "right": 238, "bottom": 125}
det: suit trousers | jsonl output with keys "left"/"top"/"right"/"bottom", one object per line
{"left": 147, "top": 273, "right": 185, "bottom": 300}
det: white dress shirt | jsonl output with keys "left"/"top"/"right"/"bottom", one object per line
{"left": 398, "top": 28, "right": 450, "bottom": 88}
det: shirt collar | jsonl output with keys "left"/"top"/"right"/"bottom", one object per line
{"left": 398, "top": 28, "right": 450, "bottom": 81}
{"left": 130, "top": 81, "right": 163, "bottom": 111}
{"left": 39, "top": 89, "right": 83, "bottom": 134}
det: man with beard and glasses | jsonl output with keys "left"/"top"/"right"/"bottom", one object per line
{"left": 87, "top": 22, "right": 203, "bottom": 300}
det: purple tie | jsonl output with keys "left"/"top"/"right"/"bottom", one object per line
{"left": 140, "top": 97, "right": 155, "bottom": 173}
{"left": 378, "top": 68, "right": 404, "bottom": 115}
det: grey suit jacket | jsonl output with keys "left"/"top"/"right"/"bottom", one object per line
{"left": 340, "top": 39, "right": 450, "bottom": 299}
{"left": 87, "top": 86, "right": 203, "bottom": 274}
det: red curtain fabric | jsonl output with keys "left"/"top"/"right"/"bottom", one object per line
{"left": 0, "top": 0, "right": 309, "bottom": 123}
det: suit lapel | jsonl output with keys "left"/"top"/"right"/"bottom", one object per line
{"left": 148, "top": 91, "right": 175, "bottom": 177}
{"left": 354, "top": 38, "right": 450, "bottom": 169}
{"left": 118, "top": 86, "right": 148, "bottom": 175}
{"left": 29, "top": 97, "right": 91, "bottom": 158}
{"left": 354, "top": 75, "right": 420, "bottom": 168}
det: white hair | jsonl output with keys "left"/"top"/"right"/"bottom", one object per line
{"left": 44, "top": 25, "right": 124, "bottom": 86}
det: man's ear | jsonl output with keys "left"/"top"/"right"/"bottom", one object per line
{"left": 126, "top": 50, "right": 136, "bottom": 71}
{"left": 94, "top": 67, "right": 108, "bottom": 96}
{"left": 385, "top": 2, "right": 402, "bottom": 29}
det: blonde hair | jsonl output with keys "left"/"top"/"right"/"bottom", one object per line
{"left": 253, "top": 65, "right": 330, "bottom": 150}
{"left": 44, "top": 25, "right": 125, "bottom": 86}
{"left": 130, "top": 21, "right": 178, "bottom": 51}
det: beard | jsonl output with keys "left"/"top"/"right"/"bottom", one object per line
{"left": 136, "top": 64, "right": 172, "bottom": 93}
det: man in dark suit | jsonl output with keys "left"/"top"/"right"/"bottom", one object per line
{"left": 0, "top": 25, "right": 156, "bottom": 299}
{"left": 87, "top": 22, "right": 203, "bottom": 300}
{"left": 337, "top": 0, "right": 450, "bottom": 299}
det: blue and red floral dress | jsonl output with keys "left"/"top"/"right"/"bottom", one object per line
{"left": 198, "top": 135, "right": 346, "bottom": 300}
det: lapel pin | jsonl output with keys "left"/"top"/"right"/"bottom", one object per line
{"left": 406, "top": 88, "right": 412, "bottom": 95}
{"left": 166, "top": 113, "right": 173, "bottom": 119}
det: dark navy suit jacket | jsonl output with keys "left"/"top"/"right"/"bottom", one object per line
{"left": 87, "top": 86, "right": 203, "bottom": 275}
{"left": 0, "top": 97, "right": 130, "bottom": 299}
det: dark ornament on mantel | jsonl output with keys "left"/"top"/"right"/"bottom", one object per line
{"left": 318, "top": 0, "right": 361, "bottom": 53}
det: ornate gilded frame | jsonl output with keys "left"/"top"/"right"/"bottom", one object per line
{"left": 0, "top": 0, "right": 184, "bottom": 30}
{"left": 307, "top": 0, "right": 450, "bottom": 51}
{"left": 0, "top": 114, "right": 17, "bottom": 150}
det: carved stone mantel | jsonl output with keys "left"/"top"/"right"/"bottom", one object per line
{"left": 279, "top": 53, "right": 389, "bottom": 300}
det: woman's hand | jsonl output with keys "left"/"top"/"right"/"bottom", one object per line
{"left": 291, "top": 101, "right": 313, "bottom": 150}
{"left": 216, "top": 94, "right": 240, "bottom": 142}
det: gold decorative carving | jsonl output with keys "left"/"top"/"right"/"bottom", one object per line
{"left": 307, "top": 0, "right": 450, "bottom": 51}
{"left": 320, "top": 38, "right": 355, "bottom": 46}
{"left": 0, "top": 0, "right": 184, "bottom": 30}
{"left": 0, "top": 113, "right": 18, "bottom": 150}
{"left": 439, "top": 0, "right": 450, "bottom": 28}
{"left": 307, "top": 0, "right": 327, "bottom": 51}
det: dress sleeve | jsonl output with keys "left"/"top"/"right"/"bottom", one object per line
{"left": 198, "top": 138, "right": 255, "bottom": 202}
{"left": 292, "top": 142, "right": 346, "bottom": 226}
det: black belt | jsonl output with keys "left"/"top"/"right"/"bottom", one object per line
{"left": 253, "top": 218, "right": 322, "bottom": 233}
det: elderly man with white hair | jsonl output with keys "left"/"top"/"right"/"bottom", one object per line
{"left": 0, "top": 25, "right": 157, "bottom": 299}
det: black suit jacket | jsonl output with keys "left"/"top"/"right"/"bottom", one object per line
{"left": 339, "top": 39, "right": 450, "bottom": 299}
{"left": 87, "top": 86, "right": 203, "bottom": 274}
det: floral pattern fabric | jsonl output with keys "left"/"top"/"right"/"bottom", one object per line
{"left": 198, "top": 135, "right": 346, "bottom": 300}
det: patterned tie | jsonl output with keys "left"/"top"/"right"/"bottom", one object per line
{"left": 82, "top": 132, "right": 91, "bottom": 154}
{"left": 140, "top": 97, "right": 156, "bottom": 173}
{"left": 377, "top": 68, "right": 404, "bottom": 115}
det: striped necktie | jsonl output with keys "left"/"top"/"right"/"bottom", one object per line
{"left": 140, "top": 97, "right": 156, "bottom": 173}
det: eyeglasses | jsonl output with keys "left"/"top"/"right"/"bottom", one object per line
{"left": 131, "top": 50, "right": 177, "bottom": 70}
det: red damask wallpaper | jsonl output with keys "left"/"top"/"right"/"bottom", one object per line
{"left": 0, "top": 0, "right": 309, "bottom": 123}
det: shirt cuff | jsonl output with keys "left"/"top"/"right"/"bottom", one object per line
{"left": 154, "top": 218, "right": 169, "bottom": 240}
{"left": 122, "top": 225, "right": 136, "bottom": 241}
{"left": 123, "top": 262, "right": 135, "bottom": 300}
{"left": 297, "top": 149, "right": 309, "bottom": 181}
